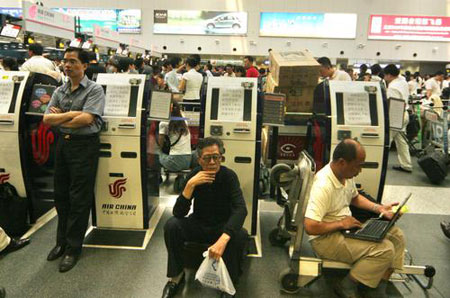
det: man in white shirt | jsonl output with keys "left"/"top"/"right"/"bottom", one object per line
{"left": 223, "top": 64, "right": 235, "bottom": 77}
{"left": 425, "top": 71, "right": 444, "bottom": 98}
{"left": 204, "top": 63, "right": 214, "bottom": 78}
{"left": 20, "top": 44, "right": 61, "bottom": 81}
{"left": 384, "top": 64, "right": 413, "bottom": 173}
{"left": 165, "top": 57, "right": 181, "bottom": 92}
{"left": 305, "top": 139, "right": 405, "bottom": 298}
{"left": 317, "top": 57, "right": 352, "bottom": 81}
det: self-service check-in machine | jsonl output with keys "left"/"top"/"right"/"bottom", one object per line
{"left": 328, "top": 80, "right": 389, "bottom": 201}
{"left": 84, "top": 73, "right": 160, "bottom": 249}
{"left": 0, "top": 71, "right": 31, "bottom": 201}
{"left": 203, "top": 77, "right": 262, "bottom": 253}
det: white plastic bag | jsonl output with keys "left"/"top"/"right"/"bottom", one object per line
{"left": 195, "top": 251, "right": 236, "bottom": 295}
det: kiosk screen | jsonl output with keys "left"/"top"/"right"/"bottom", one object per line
{"left": 28, "top": 84, "right": 56, "bottom": 114}
{"left": 0, "top": 81, "right": 15, "bottom": 114}
{"left": 103, "top": 84, "right": 138, "bottom": 117}
{"left": 210, "top": 87, "right": 252, "bottom": 122}
{"left": 336, "top": 92, "right": 378, "bottom": 126}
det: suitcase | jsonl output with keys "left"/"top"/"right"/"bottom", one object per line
{"left": 418, "top": 150, "right": 448, "bottom": 184}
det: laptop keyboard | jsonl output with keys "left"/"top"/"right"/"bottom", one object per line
{"left": 356, "top": 220, "right": 390, "bottom": 237}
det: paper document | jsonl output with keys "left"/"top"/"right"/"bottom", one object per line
{"left": 104, "top": 84, "right": 131, "bottom": 117}
{"left": 0, "top": 81, "right": 14, "bottom": 114}
{"left": 149, "top": 91, "right": 171, "bottom": 119}
{"left": 218, "top": 88, "right": 244, "bottom": 121}
{"left": 389, "top": 98, "right": 405, "bottom": 130}
{"left": 343, "top": 92, "right": 371, "bottom": 126}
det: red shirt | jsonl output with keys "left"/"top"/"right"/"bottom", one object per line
{"left": 246, "top": 66, "right": 259, "bottom": 78}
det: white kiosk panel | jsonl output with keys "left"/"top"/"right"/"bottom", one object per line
{"left": 94, "top": 73, "right": 150, "bottom": 229}
{"left": 0, "top": 71, "right": 30, "bottom": 197}
{"left": 329, "top": 81, "right": 388, "bottom": 200}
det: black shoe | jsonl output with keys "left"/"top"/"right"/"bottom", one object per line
{"left": 392, "top": 166, "right": 412, "bottom": 173}
{"left": 47, "top": 245, "right": 66, "bottom": 261}
{"left": 59, "top": 254, "right": 79, "bottom": 273}
{"left": 1, "top": 238, "right": 30, "bottom": 256}
{"left": 441, "top": 221, "right": 450, "bottom": 239}
{"left": 220, "top": 292, "right": 235, "bottom": 298}
{"left": 162, "top": 274, "right": 185, "bottom": 298}
{"left": 0, "top": 287, "right": 5, "bottom": 298}
{"left": 334, "top": 282, "right": 361, "bottom": 298}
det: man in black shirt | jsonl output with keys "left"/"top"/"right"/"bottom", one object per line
{"left": 162, "top": 137, "right": 248, "bottom": 298}
{"left": 85, "top": 51, "right": 106, "bottom": 80}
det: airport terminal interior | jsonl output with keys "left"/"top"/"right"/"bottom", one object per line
{"left": 0, "top": 1, "right": 449, "bottom": 298}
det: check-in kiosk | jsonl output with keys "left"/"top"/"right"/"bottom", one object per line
{"left": 328, "top": 81, "right": 389, "bottom": 201}
{"left": 86, "top": 73, "right": 158, "bottom": 249}
{"left": 203, "top": 77, "right": 262, "bottom": 238}
{"left": 0, "top": 71, "right": 30, "bottom": 200}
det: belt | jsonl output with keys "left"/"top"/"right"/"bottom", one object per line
{"left": 60, "top": 133, "right": 98, "bottom": 140}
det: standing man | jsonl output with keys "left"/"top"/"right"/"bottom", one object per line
{"left": 243, "top": 56, "right": 259, "bottom": 78}
{"left": 162, "top": 137, "right": 248, "bottom": 298}
{"left": 384, "top": 64, "right": 413, "bottom": 173}
{"left": 85, "top": 51, "right": 106, "bottom": 80}
{"left": 165, "top": 57, "right": 181, "bottom": 92}
{"left": 20, "top": 43, "right": 61, "bottom": 81}
{"left": 223, "top": 64, "right": 235, "bottom": 77}
{"left": 425, "top": 71, "right": 445, "bottom": 99}
{"left": 317, "top": 57, "right": 352, "bottom": 81}
{"left": 43, "top": 48, "right": 105, "bottom": 273}
{"left": 305, "top": 139, "right": 405, "bottom": 298}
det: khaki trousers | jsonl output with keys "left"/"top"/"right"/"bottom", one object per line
{"left": 0, "top": 227, "right": 11, "bottom": 252}
{"left": 311, "top": 226, "right": 405, "bottom": 288}
{"left": 390, "top": 111, "right": 412, "bottom": 171}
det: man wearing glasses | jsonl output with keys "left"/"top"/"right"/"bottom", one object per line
{"left": 162, "top": 137, "right": 248, "bottom": 298}
{"left": 43, "top": 48, "right": 105, "bottom": 273}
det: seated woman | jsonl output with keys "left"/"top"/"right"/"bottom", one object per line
{"left": 158, "top": 100, "right": 192, "bottom": 172}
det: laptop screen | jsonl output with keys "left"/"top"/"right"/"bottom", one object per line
{"left": 390, "top": 193, "right": 412, "bottom": 222}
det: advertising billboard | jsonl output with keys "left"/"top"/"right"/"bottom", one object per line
{"left": 259, "top": 12, "right": 357, "bottom": 39}
{"left": 52, "top": 8, "right": 141, "bottom": 33}
{"left": 368, "top": 15, "right": 450, "bottom": 42}
{"left": 0, "top": 8, "right": 22, "bottom": 18}
{"left": 153, "top": 10, "right": 247, "bottom": 35}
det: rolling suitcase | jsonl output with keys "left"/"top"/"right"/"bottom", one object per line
{"left": 418, "top": 150, "right": 448, "bottom": 184}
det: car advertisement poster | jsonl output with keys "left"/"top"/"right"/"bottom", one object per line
{"left": 52, "top": 8, "right": 141, "bottom": 33}
{"left": 153, "top": 10, "right": 247, "bottom": 35}
{"left": 368, "top": 15, "right": 450, "bottom": 42}
{"left": 259, "top": 12, "right": 357, "bottom": 39}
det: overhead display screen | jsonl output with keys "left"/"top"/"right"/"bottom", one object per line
{"left": 153, "top": 10, "right": 247, "bottom": 35}
{"left": 52, "top": 8, "right": 141, "bottom": 33}
{"left": 0, "top": 24, "right": 21, "bottom": 38}
{"left": 0, "top": 8, "right": 22, "bottom": 18}
{"left": 368, "top": 15, "right": 450, "bottom": 42}
{"left": 259, "top": 12, "right": 357, "bottom": 39}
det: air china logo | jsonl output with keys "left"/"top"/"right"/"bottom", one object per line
{"left": 109, "top": 178, "right": 127, "bottom": 199}
{"left": 31, "top": 122, "right": 55, "bottom": 165}
{"left": 0, "top": 173, "right": 10, "bottom": 184}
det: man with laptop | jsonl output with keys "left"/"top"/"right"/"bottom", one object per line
{"left": 304, "top": 139, "right": 406, "bottom": 298}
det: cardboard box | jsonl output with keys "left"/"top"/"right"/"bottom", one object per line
{"left": 266, "top": 74, "right": 314, "bottom": 113}
{"left": 269, "top": 50, "right": 320, "bottom": 87}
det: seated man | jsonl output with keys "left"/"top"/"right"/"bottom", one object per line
{"left": 304, "top": 139, "right": 405, "bottom": 298}
{"left": 1, "top": 227, "right": 30, "bottom": 298}
{"left": 162, "top": 137, "right": 248, "bottom": 298}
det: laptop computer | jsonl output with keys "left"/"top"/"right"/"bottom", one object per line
{"left": 342, "top": 193, "right": 412, "bottom": 242}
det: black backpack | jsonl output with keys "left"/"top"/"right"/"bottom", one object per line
{"left": 0, "top": 183, "right": 28, "bottom": 236}
{"left": 406, "top": 110, "right": 420, "bottom": 141}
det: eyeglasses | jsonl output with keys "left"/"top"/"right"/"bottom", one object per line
{"left": 201, "top": 154, "right": 221, "bottom": 162}
{"left": 62, "top": 59, "right": 81, "bottom": 65}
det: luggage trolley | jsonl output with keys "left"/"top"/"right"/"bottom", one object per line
{"left": 276, "top": 151, "right": 436, "bottom": 294}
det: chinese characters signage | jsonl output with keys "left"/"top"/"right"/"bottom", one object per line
{"left": 368, "top": 14, "right": 450, "bottom": 42}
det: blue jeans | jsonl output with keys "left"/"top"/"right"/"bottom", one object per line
{"left": 159, "top": 154, "right": 191, "bottom": 172}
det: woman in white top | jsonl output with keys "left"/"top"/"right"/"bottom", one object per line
{"left": 158, "top": 100, "right": 192, "bottom": 171}
{"left": 178, "top": 57, "right": 203, "bottom": 111}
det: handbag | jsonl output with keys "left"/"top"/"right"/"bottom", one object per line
{"left": 0, "top": 182, "right": 28, "bottom": 236}
{"left": 161, "top": 133, "right": 182, "bottom": 155}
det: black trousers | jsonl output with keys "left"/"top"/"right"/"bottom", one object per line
{"left": 53, "top": 135, "right": 100, "bottom": 255}
{"left": 164, "top": 216, "right": 248, "bottom": 283}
